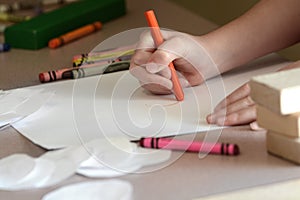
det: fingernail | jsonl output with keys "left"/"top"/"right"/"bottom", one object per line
{"left": 206, "top": 114, "right": 215, "bottom": 124}
{"left": 145, "top": 62, "right": 165, "bottom": 73}
{"left": 180, "top": 78, "right": 190, "bottom": 88}
{"left": 250, "top": 121, "right": 265, "bottom": 131}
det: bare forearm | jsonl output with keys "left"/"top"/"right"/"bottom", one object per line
{"left": 200, "top": 0, "right": 300, "bottom": 72}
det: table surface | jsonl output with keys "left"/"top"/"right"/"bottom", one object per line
{"left": 1, "top": 0, "right": 299, "bottom": 200}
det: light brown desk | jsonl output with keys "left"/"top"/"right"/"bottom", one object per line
{"left": 0, "top": 0, "right": 299, "bottom": 200}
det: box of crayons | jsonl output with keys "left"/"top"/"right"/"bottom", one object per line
{"left": 250, "top": 68, "right": 300, "bottom": 164}
{"left": 4, "top": 0, "right": 126, "bottom": 50}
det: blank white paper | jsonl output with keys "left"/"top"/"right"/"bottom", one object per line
{"left": 12, "top": 55, "right": 285, "bottom": 150}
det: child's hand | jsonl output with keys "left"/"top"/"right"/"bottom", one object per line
{"left": 207, "top": 60, "right": 300, "bottom": 128}
{"left": 130, "top": 30, "right": 219, "bottom": 94}
{"left": 206, "top": 83, "right": 257, "bottom": 126}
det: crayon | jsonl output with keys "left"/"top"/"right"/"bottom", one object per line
{"left": 73, "top": 49, "right": 134, "bottom": 67}
{"left": 72, "top": 45, "right": 135, "bottom": 66}
{"left": 0, "top": 2, "right": 36, "bottom": 13}
{"left": 39, "top": 55, "right": 131, "bottom": 83}
{"left": 62, "top": 61, "right": 130, "bottom": 79}
{"left": 0, "top": 4, "right": 16, "bottom": 13}
{"left": 39, "top": 62, "right": 106, "bottom": 83}
{"left": 102, "top": 61, "right": 131, "bottom": 74}
{"left": 0, "top": 43, "right": 10, "bottom": 52}
{"left": 39, "top": 67, "right": 72, "bottom": 83}
{"left": 74, "top": 54, "right": 132, "bottom": 67}
{"left": 0, "top": 3, "right": 33, "bottom": 13}
{"left": 132, "top": 137, "right": 240, "bottom": 156}
{"left": 72, "top": 44, "right": 135, "bottom": 61}
{"left": 144, "top": 10, "right": 184, "bottom": 101}
{"left": 0, "top": 13, "right": 31, "bottom": 23}
{"left": 0, "top": 0, "right": 75, "bottom": 13}
{"left": 48, "top": 21, "right": 102, "bottom": 49}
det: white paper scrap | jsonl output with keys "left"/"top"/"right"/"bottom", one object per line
{"left": 0, "top": 154, "right": 35, "bottom": 188}
{"left": 76, "top": 137, "right": 140, "bottom": 177}
{"left": 0, "top": 145, "right": 90, "bottom": 190}
{"left": 0, "top": 137, "right": 171, "bottom": 190}
{"left": 10, "top": 158, "right": 55, "bottom": 190}
{"left": 0, "top": 88, "right": 54, "bottom": 128}
{"left": 42, "top": 180, "right": 133, "bottom": 200}
{"left": 77, "top": 148, "right": 171, "bottom": 178}
{"left": 77, "top": 137, "right": 171, "bottom": 178}
{"left": 34, "top": 146, "right": 91, "bottom": 188}
{"left": 76, "top": 160, "right": 132, "bottom": 178}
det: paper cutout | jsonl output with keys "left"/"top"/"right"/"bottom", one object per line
{"left": 0, "top": 154, "right": 36, "bottom": 188}
{"left": 42, "top": 180, "right": 133, "bottom": 200}
{"left": 0, "top": 88, "right": 53, "bottom": 128}
{"left": 35, "top": 146, "right": 90, "bottom": 188}
{"left": 76, "top": 137, "right": 139, "bottom": 177}
{"left": 0, "top": 145, "right": 90, "bottom": 190}
{"left": 77, "top": 146, "right": 171, "bottom": 178}
{"left": 18, "top": 158, "right": 55, "bottom": 189}
{"left": 77, "top": 160, "right": 131, "bottom": 178}
{"left": 77, "top": 137, "right": 171, "bottom": 177}
{"left": 0, "top": 137, "right": 171, "bottom": 190}
{"left": 0, "top": 147, "right": 85, "bottom": 190}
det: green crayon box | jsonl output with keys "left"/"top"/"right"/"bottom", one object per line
{"left": 4, "top": 0, "right": 126, "bottom": 50}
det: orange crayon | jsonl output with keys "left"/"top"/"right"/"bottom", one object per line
{"left": 144, "top": 10, "right": 184, "bottom": 101}
{"left": 48, "top": 21, "right": 102, "bottom": 49}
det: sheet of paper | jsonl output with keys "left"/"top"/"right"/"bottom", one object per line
{"left": 11, "top": 73, "right": 214, "bottom": 149}
{"left": 12, "top": 55, "right": 286, "bottom": 149}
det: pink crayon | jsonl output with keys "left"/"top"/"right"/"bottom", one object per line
{"left": 132, "top": 137, "right": 240, "bottom": 156}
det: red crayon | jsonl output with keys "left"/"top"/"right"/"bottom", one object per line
{"left": 132, "top": 137, "right": 240, "bottom": 156}
{"left": 39, "top": 68, "right": 70, "bottom": 83}
{"left": 39, "top": 62, "right": 102, "bottom": 83}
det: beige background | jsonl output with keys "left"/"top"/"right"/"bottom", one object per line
{"left": 1, "top": 0, "right": 299, "bottom": 60}
{"left": 169, "top": 0, "right": 300, "bottom": 61}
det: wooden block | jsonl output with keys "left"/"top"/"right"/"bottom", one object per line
{"left": 267, "top": 130, "right": 300, "bottom": 164}
{"left": 250, "top": 68, "right": 300, "bottom": 115}
{"left": 257, "top": 105, "right": 300, "bottom": 137}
